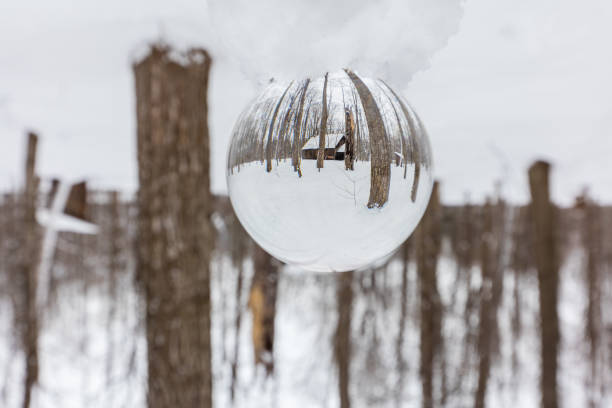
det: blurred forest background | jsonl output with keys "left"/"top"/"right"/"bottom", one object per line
{"left": 1, "top": 44, "right": 611, "bottom": 408}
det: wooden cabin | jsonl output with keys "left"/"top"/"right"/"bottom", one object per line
{"left": 301, "top": 133, "right": 346, "bottom": 161}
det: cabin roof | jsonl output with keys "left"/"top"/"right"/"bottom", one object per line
{"left": 301, "top": 133, "right": 345, "bottom": 151}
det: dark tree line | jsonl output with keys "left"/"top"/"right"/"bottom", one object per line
{"left": 1, "top": 178, "right": 611, "bottom": 407}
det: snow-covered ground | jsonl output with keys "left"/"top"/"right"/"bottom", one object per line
{"left": 1, "top": 232, "right": 609, "bottom": 407}
{"left": 229, "top": 159, "right": 433, "bottom": 272}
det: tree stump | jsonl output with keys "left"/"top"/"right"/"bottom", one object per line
{"left": 528, "top": 160, "right": 559, "bottom": 408}
{"left": 134, "top": 46, "right": 214, "bottom": 408}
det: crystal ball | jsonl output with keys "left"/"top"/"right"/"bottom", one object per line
{"left": 227, "top": 70, "right": 433, "bottom": 272}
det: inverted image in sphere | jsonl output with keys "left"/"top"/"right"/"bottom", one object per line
{"left": 227, "top": 70, "right": 433, "bottom": 272}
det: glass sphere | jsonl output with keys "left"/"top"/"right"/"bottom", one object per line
{"left": 227, "top": 70, "right": 433, "bottom": 272}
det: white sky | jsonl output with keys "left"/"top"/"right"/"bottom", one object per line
{"left": 1, "top": 0, "right": 611, "bottom": 204}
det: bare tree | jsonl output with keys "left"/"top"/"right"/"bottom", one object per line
{"left": 335, "top": 271, "right": 354, "bottom": 408}
{"left": 228, "top": 214, "right": 250, "bottom": 402}
{"left": 581, "top": 198, "right": 604, "bottom": 406}
{"left": 380, "top": 81, "right": 421, "bottom": 201}
{"left": 249, "top": 245, "right": 279, "bottom": 375}
{"left": 528, "top": 161, "right": 559, "bottom": 408}
{"left": 395, "top": 237, "right": 412, "bottom": 408}
{"left": 265, "top": 82, "right": 293, "bottom": 172}
{"left": 344, "top": 70, "right": 391, "bottom": 208}
{"left": 133, "top": 46, "right": 214, "bottom": 408}
{"left": 291, "top": 79, "right": 311, "bottom": 176}
{"left": 344, "top": 109, "right": 356, "bottom": 171}
{"left": 415, "top": 182, "right": 442, "bottom": 408}
{"left": 105, "top": 191, "right": 123, "bottom": 390}
{"left": 316, "top": 73, "right": 330, "bottom": 170}
{"left": 17, "top": 132, "right": 41, "bottom": 408}
{"left": 474, "top": 200, "right": 494, "bottom": 408}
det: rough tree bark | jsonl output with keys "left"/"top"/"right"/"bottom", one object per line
{"left": 335, "top": 271, "right": 353, "bottom": 408}
{"left": 528, "top": 161, "right": 559, "bottom": 408}
{"left": 316, "top": 73, "right": 330, "bottom": 170}
{"left": 345, "top": 70, "right": 391, "bottom": 208}
{"left": 415, "top": 182, "right": 442, "bottom": 408}
{"left": 248, "top": 245, "right": 279, "bottom": 375}
{"left": 134, "top": 46, "right": 214, "bottom": 408}
{"left": 20, "top": 132, "right": 40, "bottom": 408}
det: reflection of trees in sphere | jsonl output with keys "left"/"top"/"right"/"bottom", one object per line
{"left": 227, "top": 70, "right": 433, "bottom": 272}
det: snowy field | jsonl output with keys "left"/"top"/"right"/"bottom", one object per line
{"left": 229, "top": 159, "right": 433, "bottom": 272}
{"left": 1, "top": 231, "right": 610, "bottom": 408}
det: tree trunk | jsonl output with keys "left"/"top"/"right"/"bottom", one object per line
{"left": 395, "top": 238, "right": 412, "bottom": 408}
{"left": 292, "top": 79, "right": 311, "bottom": 176}
{"left": 380, "top": 82, "right": 421, "bottom": 202}
{"left": 582, "top": 200, "right": 603, "bottom": 405}
{"left": 415, "top": 182, "right": 442, "bottom": 408}
{"left": 20, "top": 132, "right": 40, "bottom": 408}
{"left": 134, "top": 46, "right": 214, "bottom": 408}
{"left": 335, "top": 271, "right": 353, "bottom": 408}
{"left": 344, "top": 109, "right": 355, "bottom": 171}
{"left": 248, "top": 245, "right": 279, "bottom": 375}
{"left": 528, "top": 161, "right": 559, "bottom": 408}
{"left": 230, "top": 257, "right": 244, "bottom": 402}
{"left": 475, "top": 200, "right": 494, "bottom": 408}
{"left": 265, "top": 82, "right": 293, "bottom": 172}
{"left": 345, "top": 70, "right": 391, "bottom": 208}
{"left": 105, "top": 191, "right": 122, "bottom": 390}
{"left": 317, "top": 73, "right": 329, "bottom": 169}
